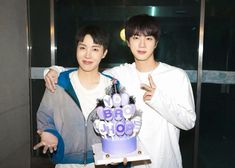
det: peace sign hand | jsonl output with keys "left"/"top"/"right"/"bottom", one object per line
{"left": 141, "top": 74, "right": 156, "bottom": 101}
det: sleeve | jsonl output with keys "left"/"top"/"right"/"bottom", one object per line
{"left": 103, "top": 68, "right": 116, "bottom": 76}
{"left": 45, "top": 129, "right": 64, "bottom": 163}
{"left": 43, "top": 65, "right": 67, "bottom": 78}
{"left": 37, "top": 89, "right": 59, "bottom": 131}
{"left": 145, "top": 71, "right": 196, "bottom": 130}
{"left": 103, "top": 65, "right": 124, "bottom": 80}
{"left": 37, "top": 90, "right": 65, "bottom": 163}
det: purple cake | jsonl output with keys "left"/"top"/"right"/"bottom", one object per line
{"left": 93, "top": 80, "right": 142, "bottom": 155}
{"left": 101, "top": 136, "right": 137, "bottom": 155}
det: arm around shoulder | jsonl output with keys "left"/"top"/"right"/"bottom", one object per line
{"left": 44, "top": 65, "right": 67, "bottom": 92}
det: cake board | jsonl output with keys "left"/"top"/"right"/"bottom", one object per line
{"left": 92, "top": 139, "right": 150, "bottom": 165}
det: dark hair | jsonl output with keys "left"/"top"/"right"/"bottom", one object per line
{"left": 125, "top": 14, "right": 160, "bottom": 41}
{"left": 75, "top": 25, "right": 109, "bottom": 51}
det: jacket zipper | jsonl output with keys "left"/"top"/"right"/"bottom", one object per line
{"left": 83, "top": 108, "right": 96, "bottom": 165}
{"left": 84, "top": 119, "right": 87, "bottom": 165}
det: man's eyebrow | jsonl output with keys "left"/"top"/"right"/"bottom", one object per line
{"left": 133, "top": 33, "right": 153, "bottom": 37}
{"left": 78, "top": 42, "right": 102, "bottom": 47}
{"left": 92, "top": 44, "right": 102, "bottom": 47}
{"left": 78, "top": 42, "right": 86, "bottom": 46}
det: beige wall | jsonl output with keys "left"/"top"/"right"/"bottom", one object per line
{"left": 0, "top": 0, "right": 30, "bottom": 168}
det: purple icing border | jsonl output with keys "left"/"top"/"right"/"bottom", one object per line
{"left": 101, "top": 136, "right": 137, "bottom": 155}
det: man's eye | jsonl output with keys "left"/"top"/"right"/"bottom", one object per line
{"left": 146, "top": 37, "right": 153, "bottom": 40}
{"left": 79, "top": 46, "right": 85, "bottom": 49}
{"left": 132, "top": 36, "right": 139, "bottom": 39}
{"left": 93, "top": 48, "right": 99, "bottom": 51}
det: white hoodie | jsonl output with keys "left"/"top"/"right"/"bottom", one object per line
{"left": 103, "top": 62, "right": 196, "bottom": 168}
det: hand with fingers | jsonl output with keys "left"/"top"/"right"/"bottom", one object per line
{"left": 45, "top": 69, "right": 58, "bottom": 93}
{"left": 140, "top": 74, "right": 156, "bottom": 101}
{"left": 33, "top": 130, "right": 58, "bottom": 154}
{"left": 105, "top": 157, "right": 128, "bottom": 167}
{"left": 122, "top": 157, "right": 128, "bottom": 166}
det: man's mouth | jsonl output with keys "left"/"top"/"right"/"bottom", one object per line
{"left": 83, "top": 60, "right": 93, "bottom": 65}
{"left": 137, "top": 50, "right": 147, "bottom": 54}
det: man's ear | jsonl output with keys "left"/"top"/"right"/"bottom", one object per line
{"left": 102, "top": 49, "right": 108, "bottom": 58}
{"left": 127, "top": 41, "right": 130, "bottom": 47}
{"left": 155, "top": 41, "right": 159, "bottom": 48}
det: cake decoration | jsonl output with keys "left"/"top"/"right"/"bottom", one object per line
{"left": 92, "top": 79, "right": 142, "bottom": 155}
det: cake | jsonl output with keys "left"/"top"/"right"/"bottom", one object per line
{"left": 93, "top": 79, "right": 142, "bottom": 155}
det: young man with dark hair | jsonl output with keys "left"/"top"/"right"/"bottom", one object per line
{"left": 34, "top": 25, "right": 114, "bottom": 168}
{"left": 44, "top": 14, "right": 196, "bottom": 168}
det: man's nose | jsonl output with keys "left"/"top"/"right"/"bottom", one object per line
{"left": 139, "top": 37, "right": 146, "bottom": 47}
{"left": 85, "top": 49, "right": 92, "bottom": 58}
